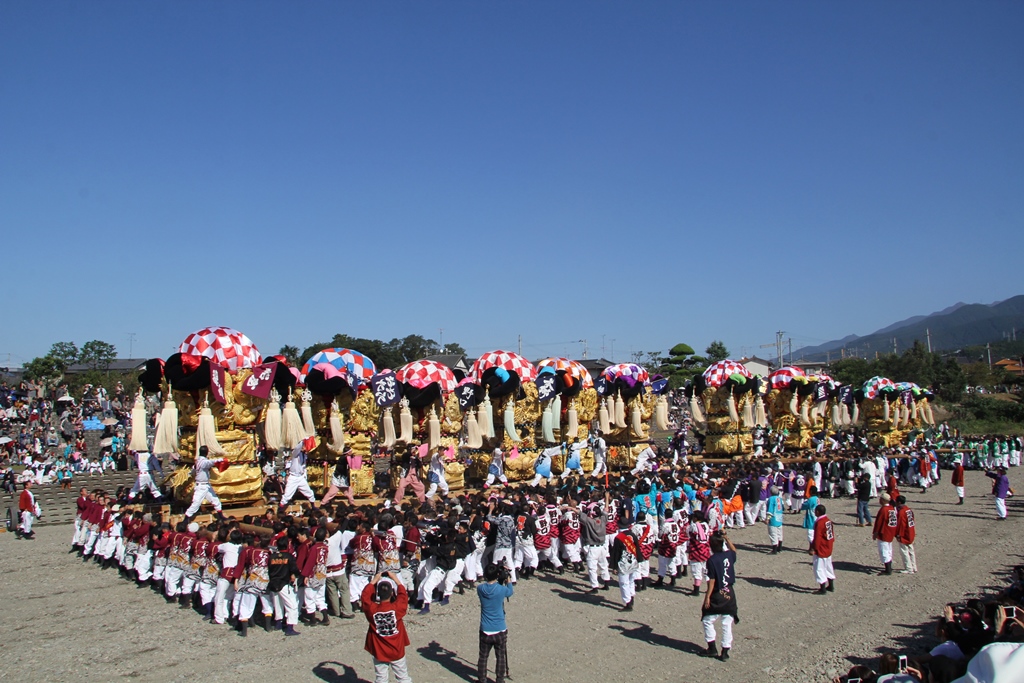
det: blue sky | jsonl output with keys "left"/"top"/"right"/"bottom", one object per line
{"left": 2, "top": 1, "right": 1022, "bottom": 368}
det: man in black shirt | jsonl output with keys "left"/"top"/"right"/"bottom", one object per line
{"left": 701, "top": 532, "right": 738, "bottom": 661}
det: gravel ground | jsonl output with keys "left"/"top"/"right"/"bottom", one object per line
{"left": 1, "top": 469, "right": 1021, "bottom": 683}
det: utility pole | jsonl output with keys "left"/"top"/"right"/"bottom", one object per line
{"left": 987, "top": 342, "right": 992, "bottom": 369}
{"left": 438, "top": 328, "right": 444, "bottom": 353}
{"left": 925, "top": 328, "right": 932, "bottom": 353}
{"left": 893, "top": 337, "right": 898, "bottom": 354}
{"left": 787, "top": 338, "right": 792, "bottom": 365}
{"left": 518, "top": 335, "right": 522, "bottom": 356}
{"left": 578, "top": 339, "right": 588, "bottom": 360}
{"left": 601, "top": 334, "right": 606, "bottom": 358}
{"left": 127, "top": 332, "right": 137, "bottom": 359}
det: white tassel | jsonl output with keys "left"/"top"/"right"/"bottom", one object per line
{"left": 741, "top": 399, "right": 754, "bottom": 428}
{"left": 196, "top": 400, "right": 226, "bottom": 456}
{"left": 541, "top": 403, "right": 555, "bottom": 444}
{"left": 551, "top": 394, "right": 562, "bottom": 434}
{"left": 883, "top": 398, "right": 890, "bottom": 424}
{"left": 689, "top": 395, "right": 705, "bottom": 424}
{"left": 281, "top": 396, "right": 305, "bottom": 449}
{"left": 852, "top": 402, "right": 861, "bottom": 425}
{"left": 428, "top": 405, "right": 440, "bottom": 450}
{"left": 910, "top": 401, "right": 919, "bottom": 423}
{"left": 727, "top": 392, "right": 739, "bottom": 423}
{"left": 263, "top": 391, "right": 283, "bottom": 451}
{"left": 654, "top": 397, "right": 669, "bottom": 431}
{"left": 466, "top": 409, "right": 482, "bottom": 449}
{"left": 599, "top": 400, "right": 611, "bottom": 434}
{"left": 799, "top": 399, "right": 811, "bottom": 427}
{"left": 924, "top": 401, "right": 935, "bottom": 425}
{"left": 830, "top": 403, "right": 840, "bottom": 427}
{"left": 754, "top": 395, "right": 767, "bottom": 427}
{"left": 566, "top": 401, "right": 579, "bottom": 439}
{"left": 327, "top": 402, "right": 346, "bottom": 454}
{"left": 631, "top": 403, "right": 644, "bottom": 438}
{"left": 788, "top": 392, "right": 799, "bottom": 416}
{"left": 129, "top": 392, "right": 149, "bottom": 452}
{"left": 481, "top": 393, "right": 494, "bottom": 439}
{"left": 399, "top": 399, "right": 413, "bottom": 443}
{"left": 504, "top": 400, "right": 521, "bottom": 442}
{"left": 382, "top": 407, "right": 397, "bottom": 448}
{"left": 301, "top": 399, "right": 316, "bottom": 438}
{"left": 614, "top": 394, "right": 627, "bottom": 429}
{"left": 153, "top": 397, "right": 178, "bottom": 456}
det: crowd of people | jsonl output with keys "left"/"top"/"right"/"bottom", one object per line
{"left": 60, "top": 431, "right": 1023, "bottom": 682}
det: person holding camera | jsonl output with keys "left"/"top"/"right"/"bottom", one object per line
{"left": 476, "top": 563, "right": 514, "bottom": 683}
{"left": 362, "top": 571, "right": 413, "bottom": 683}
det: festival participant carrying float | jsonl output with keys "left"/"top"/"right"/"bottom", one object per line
{"left": 467, "top": 351, "right": 540, "bottom": 483}
{"left": 390, "top": 359, "right": 465, "bottom": 488}
{"left": 692, "top": 360, "right": 756, "bottom": 456}
{"left": 533, "top": 357, "right": 599, "bottom": 475}
{"left": 158, "top": 327, "right": 269, "bottom": 507}
{"left": 596, "top": 362, "right": 654, "bottom": 469}
{"left": 296, "top": 348, "right": 379, "bottom": 498}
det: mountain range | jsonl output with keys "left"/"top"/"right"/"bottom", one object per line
{"left": 791, "top": 296, "right": 1024, "bottom": 362}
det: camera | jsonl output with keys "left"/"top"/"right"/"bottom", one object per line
{"left": 496, "top": 564, "right": 511, "bottom": 586}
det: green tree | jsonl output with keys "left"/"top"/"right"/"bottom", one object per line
{"left": 79, "top": 340, "right": 117, "bottom": 370}
{"left": 705, "top": 340, "right": 730, "bottom": 363}
{"left": 23, "top": 355, "right": 63, "bottom": 384}
{"left": 439, "top": 342, "right": 466, "bottom": 356}
{"left": 277, "top": 345, "right": 300, "bottom": 366}
{"left": 48, "top": 341, "right": 79, "bottom": 372}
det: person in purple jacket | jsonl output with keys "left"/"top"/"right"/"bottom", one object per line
{"left": 985, "top": 467, "right": 1014, "bottom": 520}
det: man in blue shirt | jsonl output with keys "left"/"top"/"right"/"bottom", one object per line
{"left": 765, "top": 486, "right": 785, "bottom": 554}
{"left": 477, "top": 564, "right": 514, "bottom": 683}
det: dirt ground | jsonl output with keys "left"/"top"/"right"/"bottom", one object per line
{"left": 2, "top": 469, "right": 1021, "bottom": 683}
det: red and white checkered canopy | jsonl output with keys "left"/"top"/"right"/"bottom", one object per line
{"left": 470, "top": 350, "right": 538, "bottom": 384}
{"left": 702, "top": 360, "right": 752, "bottom": 389}
{"left": 178, "top": 327, "right": 262, "bottom": 373}
{"left": 537, "top": 357, "right": 594, "bottom": 389}
{"left": 396, "top": 359, "right": 458, "bottom": 394}
{"left": 768, "top": 366, "right": 806, "bottom": 390}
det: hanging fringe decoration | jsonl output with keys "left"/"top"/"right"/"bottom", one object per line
{"left": 754, "top": 395, "right": 767, "bottom": 427}
{"left": 727, "top": 391, "right": 739, "bottom": 423}
{"left": 799, "top": 398, "right": 811, "bottom": 427}
{"left": 381, "top": 407, "right": 397, "bottom": 449}
{"left": 327, "top": 401, "right": 346, "bottom": 454}
{"left": 481, "top": 392, "right": 494, "bottom": 439}
{"left": 689, "top": 395, "right": 706, "bottom": 425}
{"left": 129, "top": 391, "right": 149, "bottom": 452}
{"left": 614, "top": 394, "right": 627, "bottom": 429}
{"left": 504, "top": 400, "right": 521, "bottom": 442}
{"left": 428, "top": 405, "right": 441, "bottom": 450}
{"left": 599, "top": 399, "right": 611, "bottom": 434}
{"left": 398, "top": 398, "right": 413, "bottom": 443}
{"left": 631, "top": 402, "right": 644, "bottom": 438}
{"left": 851, "top": 402, "right": 861, "bottom": 425}
{"left": 282, "top": 393, "right": 305, "bottom": 449}
{"left": 910, "top": 400, "right": 919, "bottom": 423}
{"left": 741, "top": 398, "right": 755, "bottom": 428}
{"left": 654, "top": 396, "right": 670, "bottom": 431}
{"left": 300, "top": 396, "right": 316, "bottom": 438}
{"left": 788, "top": 392, "right": 799, "bottom": 416}
{"left": 263, "top": 389, "right": 283, "bottom": 451}
{"left": 153, "top": 389, "right": 179, "bottom": 456}
{"left": 566, "top": 401, "right": 579, "bottom": 439}
{"left": 924, "top": 401, "right": 935, "bottom": 425}
{"left": 830, "top": 403, "right": 841, "bottom": 427}
{"left": 541, "top": 402, "right": 555, "bottom": 443}
{"left": 196, "top": 398, "right": 226, "bottom": 456}
{"left": 466, "top": 409, "right": 482, "bottom": 449}
{"left": 551, "top": 395, "right": 562, "bottom": 436}
{"left": 882, "top": 397, "right": 890, "bottom": 424}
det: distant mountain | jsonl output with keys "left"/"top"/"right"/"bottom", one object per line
{"left": 792, "top": 296, "right": 1024, "bottom": 362}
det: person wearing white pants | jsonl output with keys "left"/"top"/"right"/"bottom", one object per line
{"left": 18, "top": 481, "right": 39, "bottom": 539}
{"left": 214, "top": 532, "right": 241, "bottom": 625}
{"left": 185, "top": 448, "right": 226, "bottom": 517}
{"left": 280, "top": 445, "right": 316, "bottom": 508}
{"left": 701, "top": 532, "right": 739, "bottom": 660}
{"left": 590, "top": 434, "right": 607, "bottom": 477}
{"left": 612, "top": 527, "right": 640, "bottom": 609}
{"left": 425, "top": 450, "right": 449, "bottom": 500}
{"left": 129, "top": 451, "right": 162, "bottom": 500}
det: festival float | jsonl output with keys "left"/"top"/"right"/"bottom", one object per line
{"left": 293, "top": 348, "right": 379, "bottom": 497}
{"left": 855, "top": 377, "right": 936, "bottom": 447}
{"left": 596, "top": 362, "right": 657, "bottom": 468}
{"left": 149, "top": 327, "right": 272, "bottom": 507}
{"left": 688, "top": 360, "right": 759, "bottom": 456}
{"left": 530, "top": 357, "right": 600, "bottom": 475}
